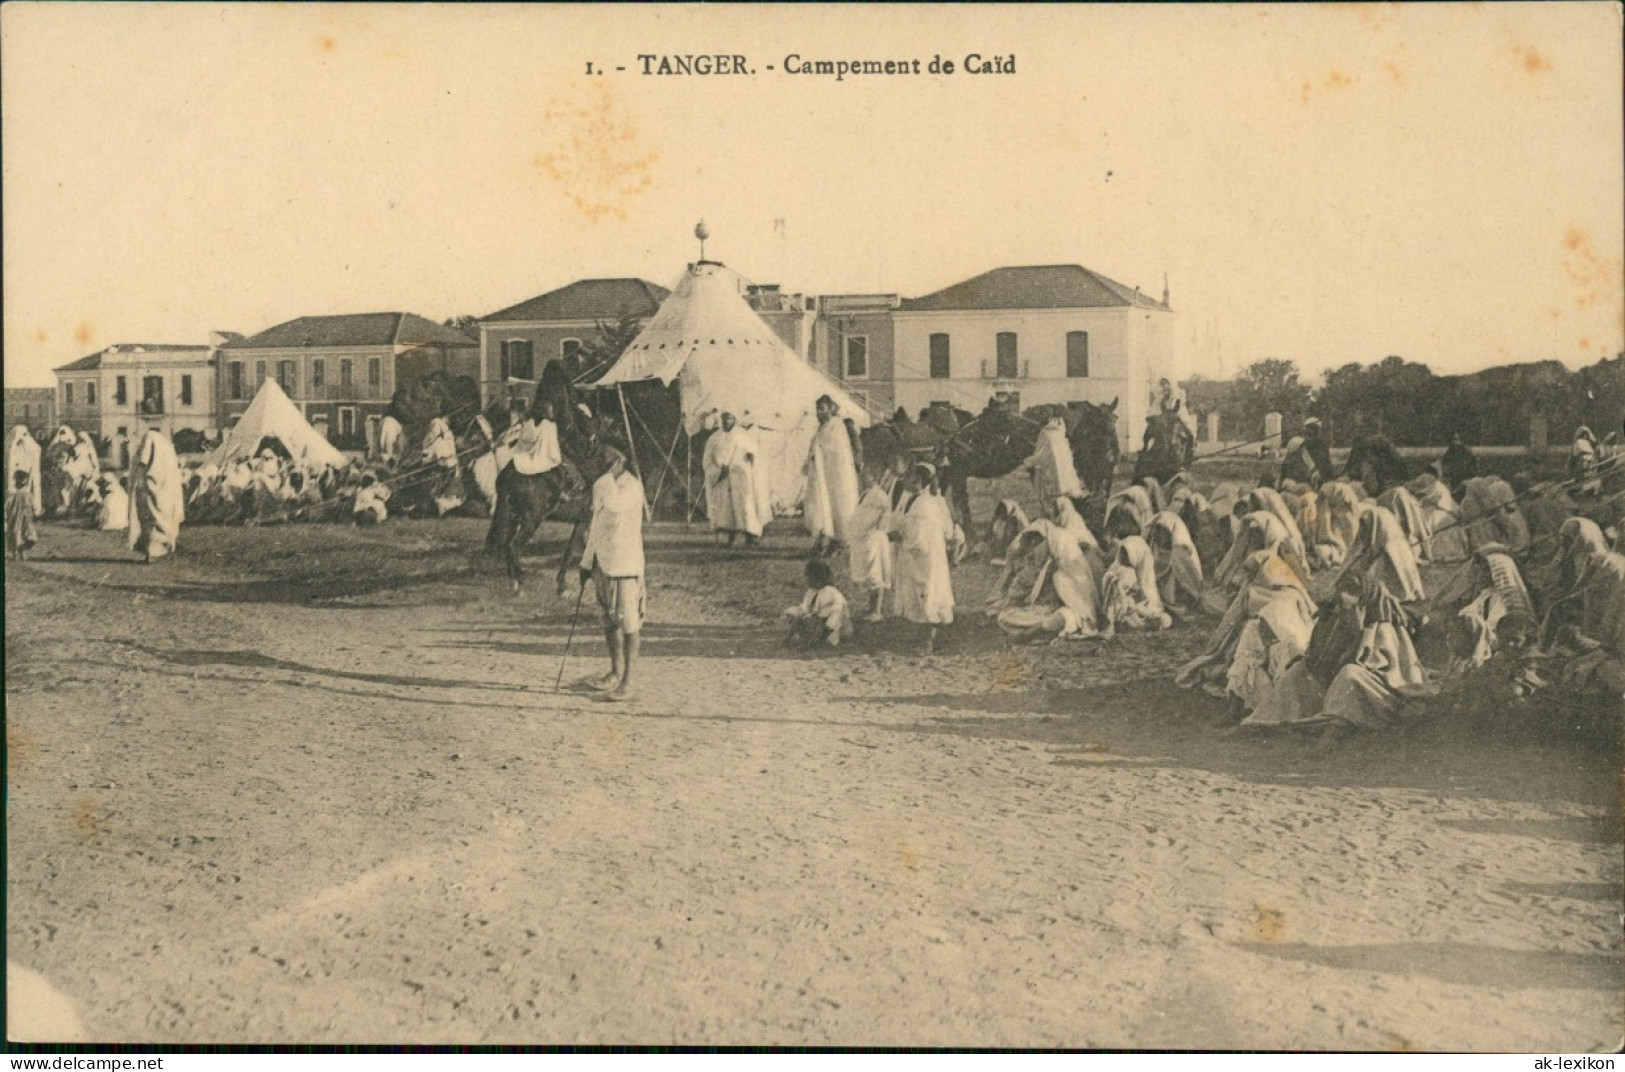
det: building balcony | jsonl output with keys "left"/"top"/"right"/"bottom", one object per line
{"left": 980, "top": 359, "right": 1030, "bottom": 380}
{"left": 302, "top": 383, "right": 383, "bottom": 401}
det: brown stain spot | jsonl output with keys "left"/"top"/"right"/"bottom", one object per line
{"left": 1512, "top": 43, "right": 1552, "bottom": 75}
{"left": 1251, "top": 901, "right": 1287, "bottom": 943}
{"left": 993, "top": 658, "right": 1027, "bottom": 689}
{"left": 1560, "top": 226, "right": 1625, "bottom": 316}
{"left": 72, "top": 323, "right": 94, "bottom": 347}
{"left": 1382, "top": 60, "right": 1406, "bottom": 88}
{"left": 897, "top": 841, "right": 919, "bottom": 873}
{"left": 7, "top": 725, "right": 38, "bottom": 775}
{"left": 1578, "top": 338, "right": 1592, "bottom": 352}
{"left": 1299, "top": 69, "right": 1359, "bottom": 105}
{"left": 533, "top": 82, "right": 660, "bottom": 224}
{"left": 71, "top": 796, "right": 104, "bottom": 841}
{"left": 316, "top": 35, "right": 337, "bottom": 54}
{"left": 30, "top": 329, "right": 49, "bottom": 344}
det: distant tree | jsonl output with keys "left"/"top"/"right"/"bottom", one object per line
{"left": 570, "top": 314, "right": 646, "bottom": 383}
{"left": 1230, "top": 358, "right": 1312, "bottom": 439}
{"left": 442, "top": 315, "right": 480, "bottom": 337}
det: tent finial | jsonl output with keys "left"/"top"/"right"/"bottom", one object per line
{"left": 695, "top": 219, "right": 709, "bottom": 261}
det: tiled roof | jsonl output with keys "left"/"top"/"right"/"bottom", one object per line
{"left": 222, "top": 313, "right": 476, "bottom": 350}
{"left": 482, "top": 278, "right": 670, "bottom": 323}
{"left": 54, "top": 343, "right": 213, "bottom": 372}
{"left": 55, "top": 352, "right": 104, "bottom": 372}
{"left": 898, "top": 265, "right": 1170, "bottom": 313}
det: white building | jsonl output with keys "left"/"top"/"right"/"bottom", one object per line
{"left": 889, "top": 265, "right": 1176, "bottom": 450}
{"left": 53, "top": 341, "right": 223, "bottom": 450}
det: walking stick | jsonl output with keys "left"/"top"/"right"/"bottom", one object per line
{"left": 554, "top": 575, "right": 589, "bottom": 693}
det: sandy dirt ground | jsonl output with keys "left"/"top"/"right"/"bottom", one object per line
{"left": 5, "top": 505, "right": 1622, "bottom": 1049}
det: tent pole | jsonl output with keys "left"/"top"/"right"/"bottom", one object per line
{"left": 685, "top": 430, "right": 694, "bottom": 526}
{"left": 648, "top": 414, "right": 684, "bottom": 518}
{"left": 615, "top": 384, "right": 650, "bottom": 521}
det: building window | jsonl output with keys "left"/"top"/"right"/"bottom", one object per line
{"left": 64, "top": 383, "right": 74, "bottom": 407}
{"left": 338, "top": 407, "right": 357, "bottom": 440}
{"left": 228, "top": 362, "right": 244, "bottom": 400}
{"left": 311, "top": 358, "right": 325, "bottom": 389}
{"left": 277, "top": 360, "right": 297, "bottom": 395}
{"left": 996, "top": 332, "right": 1019, "bottom": 379}
{"left": 256, "top": 360, "right": 268, "bottom": 386}
{"left": 560, "top": 338, "right": 584, "bottom": 364}
{"left": 141, "top": 375, "right": 164, "bottom": 415}
{"left": 929, "top": 333, "right": 951, "bottom": 379}
{"left": 367, "top": 357, "right": 382, "bottom": 389}
{"left": 500, "top": 339, "right": 535, "bottom": 381}
{"left": 86, "top": 382, "right": 97, "bottom": 406}
{"left": 1066, "top": 331, "right": 1090, "bottom": 378}
{"left": 181, "top": 374, "right": 193, "bottom": 406}
{"left": 115, "top": 376, "right": 128, "bottom": 404}
{"left": 340, "top": 358, "right": 353, "bottom": 387}
{"left": 844, "top": 335, "right": 869, "bottom": 379}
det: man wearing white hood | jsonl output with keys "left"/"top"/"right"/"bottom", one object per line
{"left": 1024, "top": 416, "right": 1083, "bottom": 507}
{"left": 128, "top": 418, "right": 185, "bottom": 562}
{"left": 7, "top": 425, "right": 42, "bottom": 516}
{"left": 703, "top": 411, "right": 763, "bottom": 546}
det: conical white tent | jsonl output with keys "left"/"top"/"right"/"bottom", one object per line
{"left": 592, "top": 261, "right": 872, "bottom": 515}
{"left": 209, "top": 378, "right": 349, "bottom": 470}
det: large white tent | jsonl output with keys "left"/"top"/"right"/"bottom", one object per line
{"left": 209, "top": 378, "right": 349, "bottom": 470}
{"left": 592, "top": 260, "right": 872, "bottom": 516}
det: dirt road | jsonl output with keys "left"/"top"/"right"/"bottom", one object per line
{"left": 6, "top": 518, "right": 1620, "bottom": 1048}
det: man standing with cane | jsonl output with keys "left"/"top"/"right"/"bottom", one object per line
{"left": 578, "top": 445, "right": 647, "bottom": 702}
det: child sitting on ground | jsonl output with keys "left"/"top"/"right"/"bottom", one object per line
{"left": 7, "top": 469, "right": 39, "bottom": 559}
{"left": 784, "top": 558, "right": 853, "bottom": 648}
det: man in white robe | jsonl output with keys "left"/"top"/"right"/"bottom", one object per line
{"left": 128, "top": 420, "right": 185, "bottom": 562}
{"left": 703, "top": 412, "right": 763, "bottom": 545}
{"left": 1024, "top": 417, "right": 1083, "bottom": 507}
{"left": 377, "top": 413, "right": 405, "bottom": 468}
{"left": 7, "top": 425, "right": 42, "bottom": 516}
{"left": 802, "top": 395, "right": 860, "bottom": 556}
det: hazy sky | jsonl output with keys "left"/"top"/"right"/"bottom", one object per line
{"left": 4, "top": 3, "right": 1621, "bottom": 387}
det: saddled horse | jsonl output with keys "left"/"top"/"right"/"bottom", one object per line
{"left": 482, "top": 360, "right": 618, "bottom": 593}
{"left": 1132, "top": 404, "right": 1196, "bottom": 488}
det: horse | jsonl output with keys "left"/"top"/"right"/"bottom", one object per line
{"left": 482, "top": 360, "right": 619, "bottom": 593}
{"left": 1132, "top": 404, "right": 1195, "bottom": 488}
{"left": 856, "top": 405, "right": 970, "bottom": 484}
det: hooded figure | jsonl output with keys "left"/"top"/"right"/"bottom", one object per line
{"left": 1024, "top": 416, "right": 1084, "bottom": 506}
{"left": 1342, "top": 503, "right": 1426, "bottom": 606}
{"left": 889, "top": 462, "right": 960, "bottom": 643}
{"left": 1099, "top": 535, "right": 1171, "bottom": 637}
{"left": 1147, "top": 509, "right": 1205, "bottom": 617}
{"left": 993, "top": 513, "right": 1104, "bottom": 641}
{"left": 1459, "top": 475, "right": 1530, "bottom": 554}
{"left": 128, "top": 422, "right": 185, "bottom": 561}
{"left": 1410, "top": 472, "right": 1469, "bottom": 563}
{"left": 1178, "top": 511, "right": 1316, "bottom": 695}
{"left": 7, "top": 425, "right": 42, "bottom": 515}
